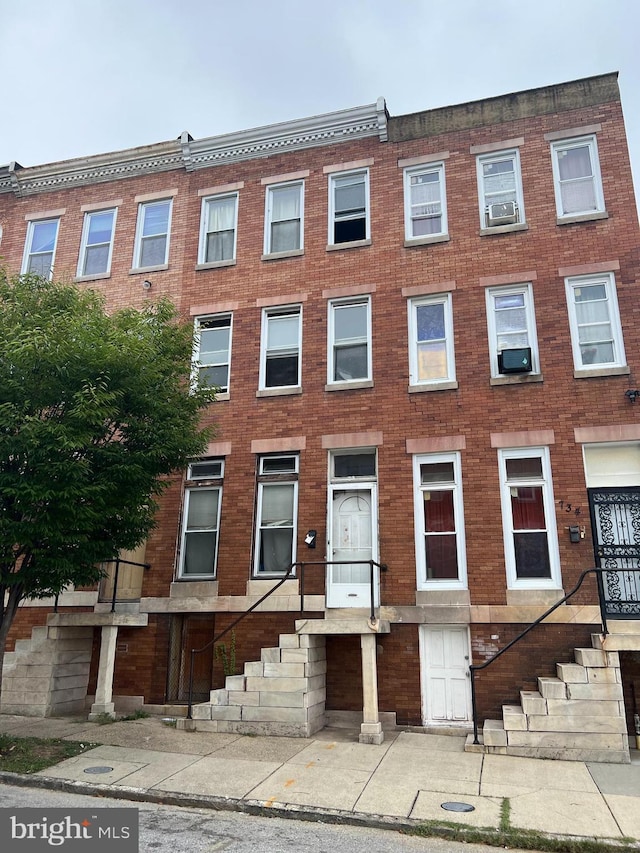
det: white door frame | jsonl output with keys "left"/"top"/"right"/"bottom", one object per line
{"left": 419, "top": 624, "right": 472, "bottom": 726}
{"left": 326, "top": 483, "right": 379, "bottom": 608}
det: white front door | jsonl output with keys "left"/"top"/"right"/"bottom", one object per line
{"left": 327, "top": 489, "right": 378, "bottom": 608}
{"left": 420, "top": 625, "right": 471, "bottom": 724}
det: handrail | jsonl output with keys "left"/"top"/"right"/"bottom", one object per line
{"left": 102, "top": 558, "right": 151, "bottom": 613}
{"left": 186, "top": 558, "right": 387, "bottom": 718}
{"left": 469, "top": 566, "right": 604, "bottom": 744}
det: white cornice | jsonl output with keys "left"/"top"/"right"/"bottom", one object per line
{"left": 0, "top": 100, "right": 388, "bottom": 197}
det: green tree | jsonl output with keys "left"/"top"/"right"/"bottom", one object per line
{"left": 0, "top": 271, "right": 215, "bottom": 703}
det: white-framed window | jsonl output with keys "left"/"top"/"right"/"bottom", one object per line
{"left": 413, "top": 452, "right": 467, "bottom": 589}
{"left": 565, "top": 273, "right": 626, "bottom": 371}
{"left": 259, "top": 305, "right": 302, "bottom": 390}
{"left": 476, "top": 149, "right": 524, "bottom": 228}
{"left": 551, "top": 135, "right": 604, "bottom": 218}
{"left": 264, "top": 182, "right": 303, "bottom": 254}
{"left": 77, "top": 208, "right": 117, "bottom": 277}
{"left": 192, "top": 314, "right": 232, "bottom": 393}
{"left": 254, "top": 454, "right": 298, "bottom": 576}
{"left": 198, "top": 193, "right": 238, "bottom": 263}
{"left": 486, "top": 283, "right": 539, "bottom": 377}
{"left": 22, "top": 218, "right": 60, "bottom": 278}
{"left": 408, "top": 294, "right": 455, "bottom": 386}
{"left": 328, "top": 170, "right": 370, "bottom": 245}
{"left": 403, "top": 163, "right": 447, "bottom": 239}
{"left": 498, "top": 447, "right": 561, "bottom": 589}
{"left": 328, "top": 296, "right": 372, "bottom": 384}
{"left": 133, "top": 199, "right": 172, "bottom": 268}
{"left": 178, "top": 460, "right": 224, "bottom": 578}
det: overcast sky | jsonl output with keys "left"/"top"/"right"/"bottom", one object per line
{"left": 0, "top": 0, "right": 638, "bottom": 207}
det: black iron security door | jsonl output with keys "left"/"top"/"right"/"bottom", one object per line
{"left": 588, "top": 488, "right": 640, "bottom": 618}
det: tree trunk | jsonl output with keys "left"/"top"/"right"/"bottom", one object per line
{"left": 0, "top": 584, "right": 25, "bottom": 710}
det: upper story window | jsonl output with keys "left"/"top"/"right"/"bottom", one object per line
{"left": 264, "top": 182, "right": 303, "bottom": 255}
{"left": 198, "top": 194, "right": 237, "bottom": 264}
{"left": 564, "top": 273, "right": 626, "bottom": 373}
{"left": 77, "top": 209, "right": 117, "bottom": 278}
{"left": 328, "top": 296, "right": 372, "bottom": 385}
{"left": 476, "top": 150, "right": 524, "bottom": 229}
{"left": 486, "top": 284, "right": 539, "bottom": 378}
{"left": 413, "top": 452, "right": 467, "bottom": 589}
{"left": 498, "top": 447, "right": 560, "bottom": 589}
{"left": 259, "top": 306, "right": 302, "bottom": 391}
{"left": 133, "top": 199, "right": 172, "bottom": 269}
{"left": 403, "top": 163, "right": 447, "bottom": 240}
{"left": 408, "top": 294, "right": 455, "bottom": 386}
{"left": 329, "top": 170, "right": 369, "bottom": 245}
{"left": 22, "top": 218, "right": 60, "bottom": 279}
{"left": 254, "top": 454, "right": 298, "bottom": 577}
{"left": 192, "top": 314, "right": 232, "bottom": 394}
{"left": 551, "top": 136, "right": 604, "bottom": 219}
{"left": 178, "top": 459, "right": 224, "bottom": 579}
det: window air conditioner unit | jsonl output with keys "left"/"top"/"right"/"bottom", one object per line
{"left": 498, "top": 347, "right": 532, "bottom": 374}
{"left": 487, "top": 201, "right": 518, "bottom": 226}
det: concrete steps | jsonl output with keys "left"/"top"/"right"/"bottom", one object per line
{"left": 469, "top": 634, "right": 630, "bottom": 763}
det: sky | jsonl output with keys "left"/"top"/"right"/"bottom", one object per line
{"left": 0, "top": 0, "right": 638, "bottom": 208}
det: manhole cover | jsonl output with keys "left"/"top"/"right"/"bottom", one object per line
{"left": 441, "top": 801, "right": 475, "bottom": 812}
{"left": 83, "top": 766, "right": 114, "bottom": 774}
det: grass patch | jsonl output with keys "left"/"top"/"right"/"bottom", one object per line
{"left": 0, "top": 734, "right": 97, "bottom": 774}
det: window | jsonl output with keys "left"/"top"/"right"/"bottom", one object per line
{"left": 413, "top": 453, "right": 467, "bottom": 588}
{"left": 329, "top": 170, "right": 369, "bottom": 245}
{"left": 328, "top": 297, "right": 371, "bottom": 384}
{"left": 22, "top": 218, "right": 60, "bottom": 278}
{"left": 498, "top": 447, "right": 560, "bottom": 588}
{"left": 476, "top": 150, "right": 524, "bottom": 228}
{"left": 565, "top": 273, "right": 625, "bottom": 371}
{"left": 198, "top": 194, "right": 237, "bottom": 263}
{"left": 403, "top": 163, "right": 447, "bottom": 239}
{"left": 551, "top": 136, "right": 604, "bottom": 218}
{"left": 133, "top": 199, "right": 172, "bottom": 268}
{"left": 408, "top": 294, "right": 455, "bottom": 386}
{"left": 192, "top": 315, "right": 232, "bottom": 393}
{"left": 265, "top": 182, "right": 303, "bottom": 254}
{"left": 254, "top": 455, "right": 298, "bottom": 576}
{"left": 77, "top": 209, "right": 116, "bottom": 277}
{"left": 179, "top": 460, "right": 223, "bottom": 578}
{"left": 486, "top": 284, "right": 539, "bottom": 377}
{"left": 260, "top": 306, "right": 301, "bottom": 390}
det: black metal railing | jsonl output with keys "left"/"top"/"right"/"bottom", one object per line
{"left": 186, "top": 558, "right": 387, "bottom": 718}
{"left": 99, "top": 558, "right": 151, "bottom": 612}
{"left": 469, "top": 566, "right": 640, "bottom": 744}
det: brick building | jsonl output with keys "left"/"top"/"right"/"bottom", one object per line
{"left": 1, "top": 72, "right": 639, "bottom": 761}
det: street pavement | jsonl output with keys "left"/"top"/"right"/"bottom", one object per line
{"left": 0, "top": 714, "right": 639, "bottom": 846}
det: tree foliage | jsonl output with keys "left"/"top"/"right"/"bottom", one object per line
{"left": 0, "top": 271, "right": 214, "bottom": 654}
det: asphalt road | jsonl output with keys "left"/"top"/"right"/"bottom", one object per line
{"left": 0, "top": 782, "right": 513, "bottom": 853}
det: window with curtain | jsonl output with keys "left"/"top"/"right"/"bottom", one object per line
{"left": 78, "top": 209, "right": 116, "bottom": 277}
{"left": 329, "top": 170, "right": 369, "bottom": 244}
{"left": 265, "top": 183, "right": 303, "bottom": 253}
{"left": 23, "top": 219, "right": 60, "bottom": 278}
{"left": 179, "top": 474, "right": 222, "bottom": 578}
{"left": 135, "top": 199, "right": 172, "bottom": 268}
{"left": 552, "top": 136, "right": 604, "bottom": 217}
{"left": 201, "top": 194, "right": 237, "bottom": 263}
{"left": 254, "top": 455, "right": 298, "bottom": 576}
{"left": 565, "top": 274, "right": 625, "bottom": 371}
{"left": 476, "top": 150, "right": 524, "bottom": 226}
{"left": 260, "top": 306, "right": 301, "bottom": 389}
{"left": 193, "top": 314, "right": 232, "bottom": 392}
{"left": 485, "top": 284, "right": 539, "bottom": 377}
{"left": 404, "top": 164, "right": 447, "bottom": 238}
{"left": 409, "top": 294, "right": 455, "bottom": 384}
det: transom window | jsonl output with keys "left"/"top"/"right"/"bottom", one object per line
{"left": 193, "top": 315, "right": 232, "bottom": 393}
{"left": 22, "top": 218, "right": 60, "bottom": 279}
{"left": 134, "top": 199, "right": 172, "bottom": 268}
{"left": 329, "top": 170, "right": 369, "bottom": 245}
{"left": 77, "top": 209, "right": 116, "bottom": 277}
{"left": 408, "top": 294, "right": 455, "bottom": 385}
{"left": 476, "top": 150, "right": 524, "bottom": 228}
{"left": 254, "top": 454, "right": 298, "bottom": 576}
{"left": 178, "top": 460, "right": 224, "bottom": 579}
{"left": 328, "top": 296, "right": 371, "bottom": 384}
{"left": 332, "top": 450, "right": 376, "bottom": 480}
{"left": 199, "top": 194, "right": 237, "bottom": 263}
{"left": 486, "top": 284, "right": 539, "bottom": 377}
{"left": 565, "top": 273, "right": 625, "bottom": 371}
{"left": 260, "top": 306, "right": 302, "bottom": 390}
{"left": 413, "top": 452, "right": 467, "bottom": 588}
{"left": 404, "top": 163, "right": 447, "bottom": 239}
{"left": 265, "top": 182, "right": 303, "bottom": 254}
{"left": 551, "top": 136, "right": 604, "bottom": 218}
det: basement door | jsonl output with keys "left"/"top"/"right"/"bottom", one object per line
{"left": 327, "top": 489, "right": 379, "bottom": 608}
{"left": 420, "top": 625, "right": 471, "bottom": 725}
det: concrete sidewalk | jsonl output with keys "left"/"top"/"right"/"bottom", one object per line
{"left": 1, "top": 714, "right": 639, "bottom": 845}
